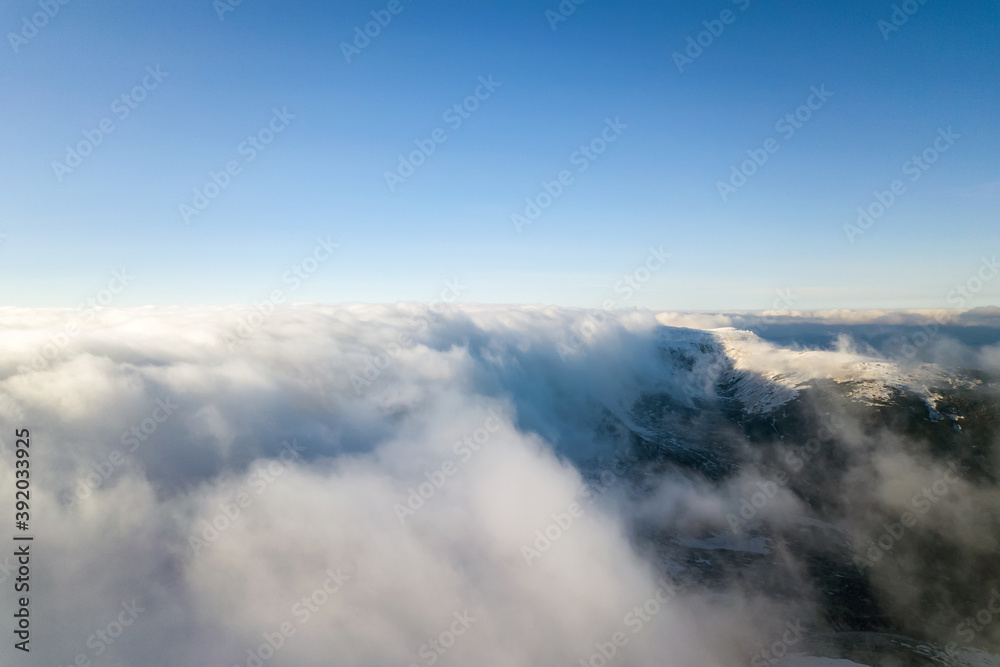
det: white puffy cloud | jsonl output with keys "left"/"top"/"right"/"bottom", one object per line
{"left": 0, "top": 304, "right": 997, "bottom": 666}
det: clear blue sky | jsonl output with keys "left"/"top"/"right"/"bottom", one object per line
{"left": 1, "top": 0, "right": 997, "bottom": 310}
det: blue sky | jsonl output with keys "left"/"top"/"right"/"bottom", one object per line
{"left": 1, "top": 0, "right": 997, "bottom": 309}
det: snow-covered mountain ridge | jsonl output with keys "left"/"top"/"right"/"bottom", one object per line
{"left": 697, "top": 327, "right": 974, "bottom": 416}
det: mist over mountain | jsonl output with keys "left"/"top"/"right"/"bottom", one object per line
{"left": 1, "top": 304, "right": 998, "bottom": 667}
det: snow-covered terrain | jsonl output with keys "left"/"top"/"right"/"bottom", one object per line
{"left": 709, "top": 326, "right": 969, "bottom": 415}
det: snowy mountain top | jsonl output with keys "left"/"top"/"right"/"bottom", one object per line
{"left": 704, "top": 327, "right": 960, "bottom": 415}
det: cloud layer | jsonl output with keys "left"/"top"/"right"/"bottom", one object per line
{"left": 0, "top": 304, "right": 998, "bottom": 666}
